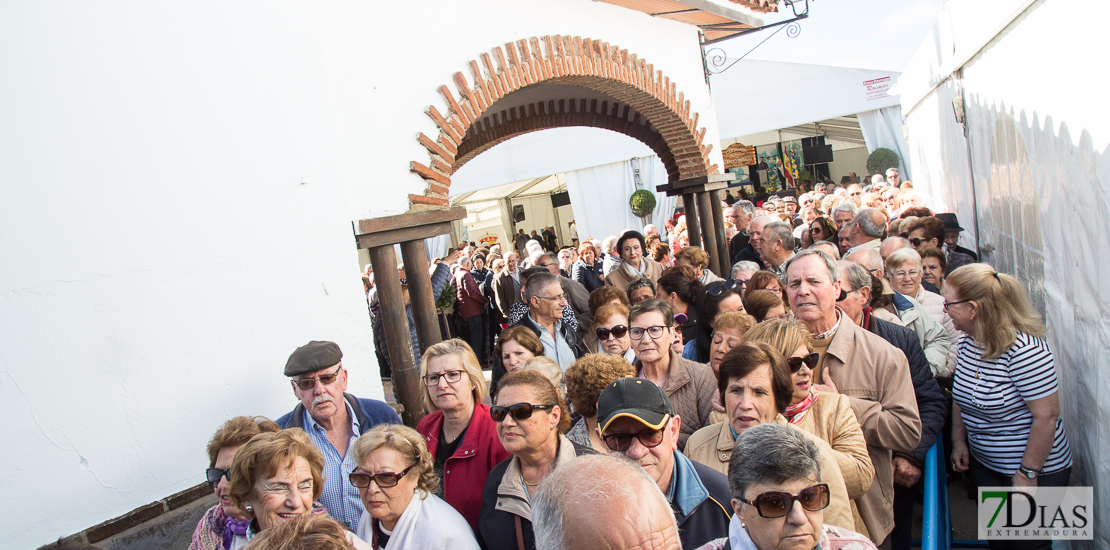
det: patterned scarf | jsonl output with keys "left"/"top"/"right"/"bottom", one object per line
{"left": 223, "top": 517, "right": 250, "bottom": 549}
{"left": 784, "top": 390, "right": 819, "bottom": 425}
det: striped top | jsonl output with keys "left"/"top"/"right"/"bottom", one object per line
{"left": 952, "top": 332, "right": 1072, "bottom": 474}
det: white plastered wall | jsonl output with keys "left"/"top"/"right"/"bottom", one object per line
{"left": 900, "top": 0, "right": 1110, "bottom": 546}
{"left": 0, "top": 1, "right": 722, "bottom": 547}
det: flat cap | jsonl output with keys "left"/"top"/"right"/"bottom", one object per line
{"left": 285, "top": 341, "right": 343, "bottom": 377}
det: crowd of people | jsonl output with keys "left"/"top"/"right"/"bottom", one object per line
{"left": 178, "top": 169, "right": 1069, "bottom": 550}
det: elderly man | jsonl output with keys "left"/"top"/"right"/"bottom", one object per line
{"left": 781, "top": 195, "right": 799, "bottom": 217}
{"left": 597, "top": 377, "right": 731, "bottom": 550}
{"left": 726, "top": 200, "right": 755, "bottom": 261}
{"left": 836, "top": 261, "right": 946, "bottom": 550}
{"left": 731, "top": 215, "right": 771, "bottom": 269}
{"left": 493, "top": 251, "right": 522, "bottom": 318}
{"left": 533, "top": 455, "right": 681, "bottom": 550}
{"left": 277, "top": 341, "right": 402, "bottom": 528}
{"left": 846, "top": 208, "right": 887, "bottom": 254}
{"left": 601, "top": 236, "right": 621, "bottom": 277}
{"left": 515, "top": 228, "right": 528, "bottom": 255}
{"left": 810, "top": 240, "right": 840, "bottom": 260}
{"left": 783, "top": 250, "right": 921, "bottom": 545}
{"left": 846, "top": 184, "right": 864, "bottom": 206}
{"left": 847, "top": 248, "right": 950, "bottom": 377}
{"left": 879, "top": 236, "right": 911, "bottom": 264}
{"left": 513, "top": 271, "right": 582, "bottom": 369}
{"left": 935, "top": 213, "right": 979, "bottom": 261}
{"left": 838, "top": 224, "right": 853, "bottom": 258}
{"left": 537, "top": 251, "right": 593, "bottom": 331}
{"left": 556, "top": 247, "right": 574, "bottom": 277}
{"left": 759, "top": 221, "right": 796, "bottom": 278}
{"left": 831, "top": 202, "right": 858, "bottom": 230}
{"left": 885, "top": 168, "right": 901, "bottom": 187}
{"left": 455, "top": 256, "right": 488, "bottom": 362}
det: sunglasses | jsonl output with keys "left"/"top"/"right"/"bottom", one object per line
{"left": 348, "top": 463, "right": 415, "bottom": 489}
{"left": 603, "top": 418, "right": 670, "bottom": 452}
{"left": 786, "top": 353, "right": 819, "bottom": 373}
{"left": 206, "top": 467, "right": 230, "bottom": 488}
{"left": 597, "top": 325, "right": 628, "bottom": 340}
{"left": 909, "top": 237, "right": 928, "bottom": 247}
{"left": 739, "top": 483, "right": 831, "bottom": 518}
{"left": 490, "top": 402, "right": 556, "bottom": 422}
{"left": 707, "top": 280, "right": 744, "bottom": 297}
{"left": 292, "top": 366, "right": 343, "bottom": 391}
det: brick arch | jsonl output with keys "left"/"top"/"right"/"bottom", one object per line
{"left": 409, "top": 35, "right": 719, "bottom": 208}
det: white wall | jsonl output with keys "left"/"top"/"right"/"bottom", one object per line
{"left": 0, "top": 1, "right": 720, "bottom": 547}
{"left": 901, "top": 0, "right": 1110, "bottom": 546}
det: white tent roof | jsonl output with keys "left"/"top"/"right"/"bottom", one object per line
{"left": 710, "top": 59, "right": 902, "bottom": 140}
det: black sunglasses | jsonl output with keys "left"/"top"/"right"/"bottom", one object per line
{"left": 786, "top": 353, "right": 819, "bottom": 373}
{"left": 348, "top": 463, "right": 416, "bottom": 489}
{"left": 739, "top": 483, "right": 831, "bottom": 518}
{"left": 707, "top": 280, "right": 744, "bottom": 297}
{"left": 909, "top": 237, "right": 928, "bottom": 247}
{"left": 596, "top": 325, "right": 629, "bottom": 340}
{"left": 603, "top": 418, "right": 670, "bottom": 452}
{"left": 205, "top": 467, "right": 230, "bottom": 488}
{"left": 490, "top": 403, "right": 556, "bottom": 422}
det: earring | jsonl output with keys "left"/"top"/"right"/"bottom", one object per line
{"left": 245, "top": 505, "right": 253, "bottom": 512}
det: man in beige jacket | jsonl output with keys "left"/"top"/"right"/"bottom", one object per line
{"left": 784, "top": 249, "right": 922, "bottom": 548}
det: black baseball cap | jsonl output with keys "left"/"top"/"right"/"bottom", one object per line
{"left": 597, "top": 377, "right": 674, "bottom": 433}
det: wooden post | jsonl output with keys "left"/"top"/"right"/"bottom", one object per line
{"left": 695, "top": 191, "right": 721, "bottom": 276}
{"left": 368, "top": 245, "right": 424, "bottom": 427}
{"left": 682, "top": 193, "right": 702, "bottom": 248}
{"left": 400, "top": 240, "right": 442, "bottom": 354}
{"left": 708, "top": 189, "right": 730, "bottom": 274}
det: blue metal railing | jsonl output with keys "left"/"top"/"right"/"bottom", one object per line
{"left": 920, "top": 438, "right": 951, "bottom": 550}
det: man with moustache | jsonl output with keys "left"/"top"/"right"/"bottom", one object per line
{"left": 277, "top": 341, "right": 402, "bottom": 528}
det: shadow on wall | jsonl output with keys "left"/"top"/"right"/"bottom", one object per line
{"left": 962, "top": 91, "right": 1109, "bottom": 549}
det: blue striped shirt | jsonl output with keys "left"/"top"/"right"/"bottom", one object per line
{"left": 302, "top": 403, "right": 364, "bottom": 528}
{"left": 952, "top": 332, "right": 1072, "bottom": 475}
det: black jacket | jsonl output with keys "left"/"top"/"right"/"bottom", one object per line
{"left": 476, "top": 440, "right": 596, "bottom": 550}
{"left": 728, "top": 232, "right": 750, "bottom": 265}
{"left": 731, "top": 244, "right": 766, "bottom": 270}
{"left": 868, "top": 316, "right": 948, "bottom": 465}
{"left": 570, "top": 259, "right": 604, "bottom": 293}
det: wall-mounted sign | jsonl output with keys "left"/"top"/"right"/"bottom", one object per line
{"left": 864, "top": 76, "right": 891, "bottom": 101}
{"left": 723, "top": 143, "right": 757, "bottom": 169}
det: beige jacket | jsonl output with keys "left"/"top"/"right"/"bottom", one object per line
{"left": 816, "top": 315, "right": 922, "bottom": 543}
{"left": 682, "top": 417, "right": 856, "bottom": 533}
{"left": 653, "top": 349, "right": 717, "bottom": 450}
{"left": 604, "top": 257, "right": 663, "bottom": 292}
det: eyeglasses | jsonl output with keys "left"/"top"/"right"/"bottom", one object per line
{"left": 707, "top": 280, "right": 744, "bottom": 297}
{"left": 348, "top": 463, "right": 416, "bottom": 489}
{"left": 422, "top": 369, "right": 464, "bottom": 386}
{"left": 206, "top": 467, "right": 230, "bottom": 488}
{"left": 891, "top": 270, "right": 921, "bottom": 280}
{"left": 849, "top": 191, "right": 862, "bottom": 197}
{"left": 535, "top": 293, "right": 567, "bottom": 303}
{"left": 603, "top": 418, "right": 670, "bottom": 452}
{"left": 292, "top": 366, "right": 343, "bottom": 391}
{"left": 596, "top": 325, "right": 628, "bottom": 340}
{"left": 490, "top": 402, "right": 556, "bottom": 422}
{"left": 630, "top": 326, "right": 668, "bottom": 340}
{"left": 943, "top": 299, "right": 972, "bottom": 310}
{"left": 909, "top": 238, "right": 928, "bottom": 247}
{"left": 786, "top": 353, "right": 819, "bottom": 373}
{"left": 739, "top": 483, "right": 831, "bottom": 518}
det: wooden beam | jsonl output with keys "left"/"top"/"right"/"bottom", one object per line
{"left": 658, "top": 181, "right": 728, "bottom": 197}
{"left": 672, "top": 173, "right": 735, "bottom": 189}
{"left": 708, "top": 189, "right": 729, "bottom": 275}
{"left": 696, "top": 191, "right": 721, "bottom": 276}
{"left": 356, "top": 207, "right": 466, "bottom": 235}
{"left": 357, "top": 222, "right": 453, "bottom": 249}
{"left": 682, "top": 193, "right": 701, "bottom": 248}
{"left": 367, "top": 245, "right": 424, "bottom": 427}
{"left": 400, "top": 240, "right": 442, "bottom": 356}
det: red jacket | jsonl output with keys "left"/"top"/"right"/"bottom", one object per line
{"left": 416, "top": 402, "right": 510, "bottom": 532}
{"left": 455, "top": 270, "right": 487, "bottom": 318}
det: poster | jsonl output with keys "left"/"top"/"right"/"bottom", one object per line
{"left": 781, "top": 139, "right": 803, "bottom": 189}
{"left": 755, "top": 144, "right": 785, "bottom": 192}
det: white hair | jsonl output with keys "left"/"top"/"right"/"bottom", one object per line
{"left": 731, "top": 261, "right": 760, "bottom": 278}
{"left": 601, "top": 236, "right": 618, "bottom": 253}
{"left": 533, "top": 455, "right": 676, "bottom": 550}
{"left": 871, "top": 174, "right": 886, "bottom": 184}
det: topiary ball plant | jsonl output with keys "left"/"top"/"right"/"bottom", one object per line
{"left": 866, "top": 147, "right": 900, "bottom": 176}
{"left": 629, "top": 189, "right": 656, "bottom": 218}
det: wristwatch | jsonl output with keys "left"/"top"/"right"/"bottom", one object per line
{"left": 1018, "top": 465, "right": 1043, "bottom": 479}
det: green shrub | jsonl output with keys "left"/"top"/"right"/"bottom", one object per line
{"left": 866, "top": 148, "right": 900, "bottom": 175}
{"left": 629, "top": 189, "right": 656, "bottom": 218}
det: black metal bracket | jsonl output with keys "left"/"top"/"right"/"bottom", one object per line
{"left": 700, "top": 0, "right": 810, "bottom": 81}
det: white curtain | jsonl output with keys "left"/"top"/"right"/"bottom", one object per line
{"left": 858, "top": 105, "right": 912, "bottom": 180}
{"left": 564, "top": 155, "right": 677, "bottom": 243}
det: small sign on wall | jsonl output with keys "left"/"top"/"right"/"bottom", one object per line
{"left": 723, "top": 143, "right": 757, "bottom": 169}
{"left": 864, "top": 76, "right": 891, "bottom": 101}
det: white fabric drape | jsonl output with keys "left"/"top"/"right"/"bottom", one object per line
{"left": 564, "top": 155, "right": 677, "bottom": 242}
{"left": 858, "top": 105, "right": 912, "bottom": 180}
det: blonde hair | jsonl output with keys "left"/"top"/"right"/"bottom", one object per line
{"left": 351, "top": 424, "right": 438, "bottom": 495}
{"left": 206, "top": 416, "right": 281, "bottom": 468}
{"left": 674, "top": 246, "right": 710, "bottom": 269}
{"left": 227, "top": 429, "right": 324, "bottom": 517}
{"left": 594, "top": 303, "right": 630, "bottom": 328}
{"left": 744, "top": 318, "right": 813, "bottom": 359}
{"left": 420, "top": 339, "right": 486, "bottom": 412}
{"left": 243, "top": 515, "right": 355, "bottom": 550}
{"left": 946, "top": 264, "right": 1045, "bottom": 359}
{"left": 710, "top": 311, "right": 757, "bottom": 336}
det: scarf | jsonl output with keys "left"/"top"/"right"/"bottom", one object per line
{"left": 729, "top": 513, "right": 827, "bottom": 550}
{"left": 223, "top": 517, "right": 250, "bottom": 550}
{"left": 784, "top": 391, "right": 819, "bottom": 425}
{"left": 860, "top": 306, "right": 873, "bottom": 330}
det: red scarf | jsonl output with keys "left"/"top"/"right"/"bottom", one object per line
{"left": 861, "top": 306, "right": 873, "bottom": 330}
{"left": 784, "top": 390, "right": 819, "bottom": 424}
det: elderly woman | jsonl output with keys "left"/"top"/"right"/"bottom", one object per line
{"left": 351, "top": 424, "right": 478, "bottom": 549}
{"left": 743, "top": 320, "right": 875, "bottom": 533}
{"left": 226, "top": 429, "right": 337, "bottom": 542}
{"left": 582, "top": 303, "right": 636, "bottom": 362}
{"left": 745, "top": 271, "right": 785, "bottom": 302}
{"left": 650, "top": 241, "right": 675, "bottom": 268}
{"left": 947, "top": 265, "right": 1072, "bottom": 550}
{"left": 685, "top": 280, "right": 746, "bottom": 363}
{"left": 414, "top": 340, "right": 510, "bottom": 533}
{"left": 675, "top": 246, "right": 724, "bottom": 285}
{"left": 917, "top": 246, "right": 948, "bottom": 292}
{"left": 886, "top": 247, "right": 959, "bottom": 376}
{"left": 695, "top": 424, "right": 877, "bottom": 550}
{"left": 629, "top": 298, "right": 716, "bottom": 449}
{"left": 564, "top": 354, "right": 637, "bottom": 452}
{"left": 683, "top": 343, "right": 856, "bottom": 533}
{"left": 656, "top": 265, "right": 704, "bottom": 345}
{"left": 570, "top": 242, "right": 604, "bottom": 293}
{"left": 746, "top": 290, "right": 786, "bottom": 322}
{"left": 705, "top": 311, "right": 757, "bottom": 425}
{"left": 478, "top": 370, "right": 594, "bottom": 550}
{"left": 191, "top": 417, "right": 281, "bottom": 550}
{"left": 605, "top": 231, "right": 664, "bottom": 291}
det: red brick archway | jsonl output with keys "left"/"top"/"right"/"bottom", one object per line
{"left": 409, "top": 35, "right": 719, "bottom": 208}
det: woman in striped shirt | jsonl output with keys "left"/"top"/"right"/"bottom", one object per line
{"left": 946, "top": 264, "right": 1072, "bottom": 547}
